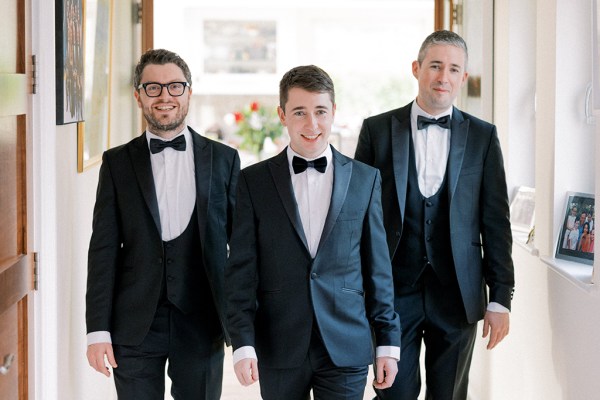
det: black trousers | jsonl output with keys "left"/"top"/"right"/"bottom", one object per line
{"left": 259, "top": 330, "right": 369, "bottom": 400}
{"left": 112, "top": 303, "right": 224, "bottom": 400}
{"left": 376, "top": 267, "right": 477, "bottom": 400}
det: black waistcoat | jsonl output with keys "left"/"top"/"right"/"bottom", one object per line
{"left": 393, "top": 136, "right": 455, "bottom": 286}
{"left": 159, "top": 207, "right": 215, "bottom": 315}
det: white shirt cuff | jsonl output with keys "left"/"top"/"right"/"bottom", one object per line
{"left": 375, "top": 346, "right": 400, "bottom": 361}
{"left": 232, "top": 346, "right": 257, "bottom": 365}
{"left": 487, "top": 302, "right": 510, "bottom": 313}
{"left": 87, "top": 331, "right": 112, "bottom": 346}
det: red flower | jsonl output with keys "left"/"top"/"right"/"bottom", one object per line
{"left": 250, "top": 101, "right": 260, "bottom": 112}
{"left": 234, "top": 112, "right": 244, "bottom": 124}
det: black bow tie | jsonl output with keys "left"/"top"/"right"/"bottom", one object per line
{"left": 292, "top": 156, "right": 327, "bottom": 174}
{"left": 149, "top": 135, "right": 186, "bottom": 154}
{"left": 417, "top": 115, "right": 451, "bottom": 130}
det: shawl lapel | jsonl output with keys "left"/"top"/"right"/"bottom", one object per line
{"left": 391, "top": 105, "right": 412, "bottom": 224}
{"left": 269, "top": 150, "right": 309, "bottom": 251}
{"left": 128, "top": 133, "right": 161, "bottom": 235}
{"left": 447, "top": 108, "right": 469, "bottom": 202}
{"left": 316, "top": 147, "right": 351, "bottom": 255}
{"left": 190, "top": 127, "right": 211, "bottom": 248}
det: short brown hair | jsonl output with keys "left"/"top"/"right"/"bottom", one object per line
{"left": 279, "top": 65, "right": 335, "bottom": 111}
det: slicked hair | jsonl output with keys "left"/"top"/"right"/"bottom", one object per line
{"left": 279, "top": 65, "right": 335, "bottom": 111}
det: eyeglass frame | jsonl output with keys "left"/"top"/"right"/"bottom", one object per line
{"left": 137, "top": 81, "right": 189, "bottom": 97}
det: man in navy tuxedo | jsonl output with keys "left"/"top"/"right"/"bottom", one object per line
{"left": 85, "top": 49, "right": 240, "bottom": 399}
{"left": 355, "top": 30, "right": 515, "bottom": 399}
{"left": 225, "top": 65, "right": 401, "bottom": 400}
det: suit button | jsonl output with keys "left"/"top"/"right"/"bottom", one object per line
{"left": 425, "top": 201, "right": 433, "bottom": 207}
{"left": 311, "top": 273, "right": 318, "bottom": 279}
{"left": 426, "top": 236, "right": 432, "bottom": 242}
{"left": 167, "top": 275, "right": 175, "bottom": 282}
{"left": 423, "top": 256, "right": 428, "bottom": 261}
{"left": 158, "top": 258, "right": 163, "bottom": 264}
{"left": 167, "top": 259, "right": 173, "bottom": 264}
{"left": 426, "top": 219, "right": 432, "bottom": 225}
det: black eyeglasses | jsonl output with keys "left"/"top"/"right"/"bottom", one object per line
{"left": 137, "top": 81, "right": 189, "bottom": 97}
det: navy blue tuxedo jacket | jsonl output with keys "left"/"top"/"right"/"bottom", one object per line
{"left": 225, "top": 146, "right": 400, "bottom": 369}
{"left": 86, "top": 127, "right": 240, "bottom": 345}
{"left": 355, "top": 103, "right": 514, "bottom": 323}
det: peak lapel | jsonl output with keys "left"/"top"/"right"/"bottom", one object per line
{"left": 129, "top": 133, "right": 161, "bottom": 235}
{"left": 269, "top": 150, "right": 309, "bottom": 251}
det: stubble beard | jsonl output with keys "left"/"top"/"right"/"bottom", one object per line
{"left": 144, "top": 104, "right": 188, "bottom": 133}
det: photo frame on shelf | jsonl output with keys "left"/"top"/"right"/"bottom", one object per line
{"left": 55, "top": 0, "right": 84, "bottom": 125}
{"left": 77, "top": 0, "right": 113, "bottom": 172}
{"left": 509, "top": 186, "right": 536, "bottom": 233}
{"left": 555, "top": 192, "right": 595, "bottom": 265}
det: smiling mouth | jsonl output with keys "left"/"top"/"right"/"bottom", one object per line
{"left": 302, "top": 133, "right": 320, "bottom": 140}
{"left": 155, "top": 105, "right": 175, "bottom": 111}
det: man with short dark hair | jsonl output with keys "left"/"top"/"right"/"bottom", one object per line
{"left": 85, "top": 48, "right": 240, "bottom": 399}
{"left": 355, "top": 31, "right": 515, "bottom": 399}
{"left": 226, "top": 65, "right": 400, "bottom": 400}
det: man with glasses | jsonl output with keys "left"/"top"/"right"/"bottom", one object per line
{"left": 85, "top": 49, "right": 240, "bottom": 400}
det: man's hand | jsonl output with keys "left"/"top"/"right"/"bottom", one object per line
{"left": 373, "top": 356, "right": 398, "bottom": 390}
{"left": 234, "top": 358, "right": 259, "bottom": 386}
{"left": 86, "top": 343, "right": 118, "bottom": 377}
{"left": 482, "top": 310, "right": 510, "bottom": 350}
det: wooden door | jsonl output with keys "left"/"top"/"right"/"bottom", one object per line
{"left": 0, "top": 0, "right": 33, "bottom": 398}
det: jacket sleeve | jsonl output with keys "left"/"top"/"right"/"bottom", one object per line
{"left": 86, "top": 152, "right": 121, "bottom": 334}
{"left": 225, "top": 171, "right": 259, "bottom": 351}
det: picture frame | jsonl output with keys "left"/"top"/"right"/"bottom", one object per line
{"left": 509, "top": 186, "right": 536, "bottom": 233}
{"left": 555, "top": 192, "right": 595, "bottom": 265}
{"left": 77, "top": 0, "right": 113, "bottom": 172}
{"left": 183, "top": 12, "right": 282, "bottom": 95}
{"left": 55, "top": 0, "right": 85, "bottom": 125}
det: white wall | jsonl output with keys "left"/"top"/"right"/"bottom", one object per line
{"left": 32, "top": 0, "right": 137, "bottom": 399}
{"left": 468, "top": 0, "right": 600, "bottom": 399}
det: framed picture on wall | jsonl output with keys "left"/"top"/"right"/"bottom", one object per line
{"left": 55, "top": 0, "right": 85, "bottom": 124}
{"left": 555, "top": 192, "right": 595, "bottom": 265}
{"left": 77, "top": 0, "right": 113, "bottom": 172}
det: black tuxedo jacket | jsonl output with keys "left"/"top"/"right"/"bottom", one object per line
{"left": 355, "top": 103, "right": 514, "bottom": 323}
{"left": 86, "top": 127, "right": 240, "bottom": 345}
{"left": 225, "top": 146, "right": 400, "bottom": 369}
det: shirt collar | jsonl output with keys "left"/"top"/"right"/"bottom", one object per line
{"left": 411, "top": 100, "right": 453, "bottom": 123}
{"left": 145, "top": 126, "right": 191, "bottom": 149}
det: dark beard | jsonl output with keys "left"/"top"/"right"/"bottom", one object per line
{"left": 145, "top": 113, "right": 185, "bottom": 132}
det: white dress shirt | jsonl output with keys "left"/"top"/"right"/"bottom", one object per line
{"left": 411, "top": 100, "right": 508, "bottom": 315}
{"left": 87, "top": 127, "right": 196, "bottom": 346}
{"left": 233, "top": 145, "right": 400, "bottom": 365}
{"left": 288, "top": 146, "right": 334, "bottom": 258}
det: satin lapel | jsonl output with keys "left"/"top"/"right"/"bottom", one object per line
{"left": 447, "top": 109, "right": 469, "bottom": 201}
{"left": 129, "top": 133, "right": 161, "bottom": 235}
{"left": 391, "top": 110, "right": 411, "bottom": 223}
{"left": 317, "top": 148, "right": 351, "bottom": 254}
{"left": 269, "top": 150, "right": 309, "bottom": 250}
{"left": 191, "top": 128, "right": 211, "bottom": 246}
